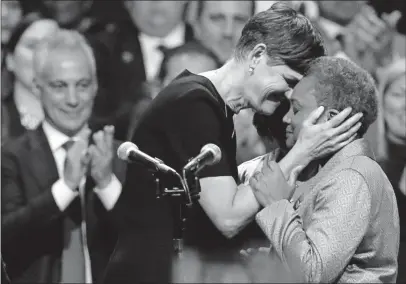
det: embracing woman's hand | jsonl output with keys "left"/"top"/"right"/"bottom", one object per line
{"left": 296, "top": 106, "right": 363, "bottom": 160}
{"left": 279, "top": 106, "right": 363, "bottom": 178}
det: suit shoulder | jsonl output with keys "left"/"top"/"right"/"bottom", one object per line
{"left": 2, "top": 130, "right": 32, "bottom": 155}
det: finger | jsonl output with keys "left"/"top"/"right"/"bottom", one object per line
{"left": 330, "top": 113, "right": 363, "bottom": 137}
{"left": 93, "top": 131, "right": 107, "bottom": 153}
{"left": 322, "top": 107, "right": 353, "bottom": 129}
{"left": 258, "top": 247, "right": 271, "bottom": 253}
{"left": 360, "top": 6, "right": 387, "bottom": 31}
{"left": 249, "top": 173, "right": 261, "bottom": 189}
{"left": 288, "top": 165, "right": 304, "bottom": 187}
{"left": 268, "top": 161, "right": 285, "bottom": 178}
{"left": 331, "top": 133, "right": 358, "bottom": 152}
{"left": 332, "top": 122, "right": 362, "bottom": 144}
{"left": 240, "top": 250, "right": 249, "bottom": 258}
{"left": 80, "top": 148, "right": 91, "bottom": 166}
{"left": 382, "top": 10, "right": 402, "bottom": 29}
{"left": 354, "top": 25, "right": 378, "bottom": 46}
{"left": 104, "top": 125, "right": 114, "bottom": 151}
{"left": 353, "top": 15, "right": 382, "bottom": 41}
{"left": 303, "top": 106, "right": 324, "bottom": 126}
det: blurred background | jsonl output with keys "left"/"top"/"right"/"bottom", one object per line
{"left": 1, "top": 0, "right": 405, "bottom": 282}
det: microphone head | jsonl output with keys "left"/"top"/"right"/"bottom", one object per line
{"left": 117, "top": 142, "right": 139, "bottom": 161}
{"left": 201, "top": 143, "right": 222, "bottom": 165}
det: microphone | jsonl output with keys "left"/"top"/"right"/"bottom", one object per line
{"left": 117, "top": 142, "right": 177, "bottom": 174}
{"left": 183, "top": 143, "right": 222, "bottom": 174}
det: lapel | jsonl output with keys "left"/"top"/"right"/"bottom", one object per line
{"left": 292, "top": 139, "right": 374, "bottom": 204}
{"left": 27, "top": 127, "right": 60, "bottom": 193}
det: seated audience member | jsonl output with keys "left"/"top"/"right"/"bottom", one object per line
{"left": 193, "top": 0, "right": 254, "bottom": 64}
{"left": 1, "top": 30, "right": 126, "bottom": 283}
{"left": 374, "top": 58, "right": 405, "bottom": 283}
{"left": 1, "top": 13, "right": 59, "bottom": 143}
{"left": 244, "top": 57, "right": 399, "bottom": 283}
{"left": 127, "top": 41, "right": 220, "bottom": 140}
{"left": 158, "top": 41, "right": 221, "bottom": 87}
{"left": 94, "top": 1, "right": 193, "bottom": 140}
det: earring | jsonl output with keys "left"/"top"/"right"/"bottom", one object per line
{"left": 248, "top": 67, "right": 254, "bottom": 75}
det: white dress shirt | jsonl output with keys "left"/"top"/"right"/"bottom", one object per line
{"left": 43, "top": 121, "right": 122, "bottom": 283}
{"left": 139, "top": 23, "right": 186, "bottom": 81}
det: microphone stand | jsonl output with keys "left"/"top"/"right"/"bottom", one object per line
{"left": 155, "top": 167, "right": 201, "bottom": 257}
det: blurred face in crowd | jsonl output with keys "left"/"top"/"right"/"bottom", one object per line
{"left": 1, "top": 0, "right": 23, "bottom": 44}
{"left": 43, "top": 0, "right": 92, "bottom": 27}
{"left": 384, "top": 74, "right": 406, "bottom": 143}
{"left": 196, "top": 1, "right": 252, "bottom": 63}
{"left": 125, "top": 1, "right": 187, "bottom": 38}
{"left": 36, "top": 48, "right": 97, "bottom": 136}
{"left": 6, "top": 19, "right": 59, "bottom": 89}
{"left": 318, "top": 1, "right": 366, "bottom": 26}
{"left": 283, "top": 75, "right": 330, "bottom": 149}
{"left": 163, "top": 52, "right": 218, "bottom": 86}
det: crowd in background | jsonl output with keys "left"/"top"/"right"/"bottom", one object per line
{"left": 1, "top": 0, "right": 405, "bottom": 283}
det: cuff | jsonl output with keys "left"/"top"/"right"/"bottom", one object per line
{"left": 94, "top": 174, "right": 122, "bottom": 211}
{"left": 51, "top": 179, "right": 79, "bottom": 211}
{"left": 238, "top": 154, "right": 266, "bottom": 185}
{"left": 255, "top": 199, "right": 295, "bottom": 253}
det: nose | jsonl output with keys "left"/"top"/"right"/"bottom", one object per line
{"left": 66, "top": 86, "right": 79, "bottom": 107}
{"left": 223, "top": 20, "right": 234, "bottom": 39}
{"left": 283, "top": 107, "right": 293, "bottom": 124}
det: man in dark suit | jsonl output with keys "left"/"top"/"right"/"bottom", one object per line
{"left": 94, "top": 1, "right": 194, "bottom": 140}
{"left": 1, "top": 29, "right": 126, "bottom": 283}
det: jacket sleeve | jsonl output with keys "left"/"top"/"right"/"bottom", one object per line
{"left": 255, "top": 169, "right": 372, "bottom": 283}
{"left": 1, "top": 150, "right": 62, "bottom": 245}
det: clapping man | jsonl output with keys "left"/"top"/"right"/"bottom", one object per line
{"left": 1, "top": 30, "right": 125, "bottom": 283}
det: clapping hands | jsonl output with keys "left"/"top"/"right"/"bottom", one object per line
{"left": 88, "top": 125, "right": 115, "bottom": 189}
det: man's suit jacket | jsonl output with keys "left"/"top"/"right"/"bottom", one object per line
{"left": 91, "top": 19, "right": 195, "bottom": 140}
{"left": 1, "top": 126, "right": 127, "bottom": 283}
{"left": 255, "top": 139, "right": 400, "bottom": 283}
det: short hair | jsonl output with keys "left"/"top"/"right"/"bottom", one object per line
{"left": 33, "top": 29, "right": 97, "bottom": 80}
{"left": 196, "top": 0, "right": 256, "bottom": 19}
{"left": 158, "top": 40, "right": 221, "bottom": 82}
{"left": 305, "top": 56, "right": 378, "bottom": 136}
{"left": 234, "top": 2, "right": 326, "bottom": 74}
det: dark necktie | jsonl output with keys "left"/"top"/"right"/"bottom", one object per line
{"left": 60, "top": 139, "right": 86, "bottom": 283}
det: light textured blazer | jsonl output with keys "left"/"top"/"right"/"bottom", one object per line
{"left": 255, "top": 139, "right": 400, "bottom": 283}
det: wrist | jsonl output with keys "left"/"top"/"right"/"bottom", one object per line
{"left": 279, "top": 148, "right": 310, "bottom": 178}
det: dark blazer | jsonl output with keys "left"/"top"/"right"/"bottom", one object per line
{"left": 1, "top": 126, "right": 127, "bottom": 283}
{"left": 92, "top": 19, "right": 195, "bottom": 140}
{"left": 1, "top": 94, "right": 26, "bottom": 144}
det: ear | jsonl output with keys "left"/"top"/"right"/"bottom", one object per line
{"left": 247, "top": 43, "right": 267, "bottom": 69}
{"left": 32, "top": 78, "right": 42, "bottom": 99}
{"left": 324, "top": 109, "right": 339, "bottom": 122}
{"left": 5, "top": 53, "right": 15, "bottom": 72}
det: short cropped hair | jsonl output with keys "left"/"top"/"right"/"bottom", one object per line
{"left": 234, "top": 2, "right": 326, "bottom": 74}
{"left": 158, "top": 40, "right": 221, "bottom": 82}
{"left": 196, "top": 0, "right": 256, "bottom": 19}
{"left": 33, "top": 29, "right": 96, "bottom": 80}
{"left": 306, "top": 57, "right": 378, "bottom": 136}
